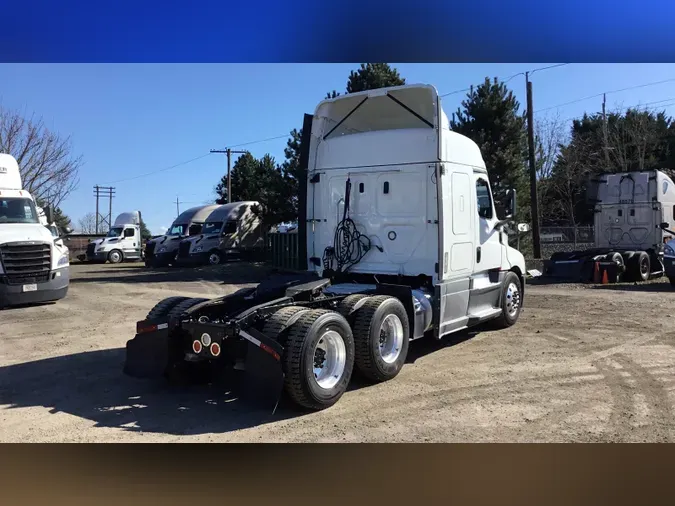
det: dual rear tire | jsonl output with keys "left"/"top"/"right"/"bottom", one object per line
{"left": 271, "top": 295, "right": 411, "bottom": 411}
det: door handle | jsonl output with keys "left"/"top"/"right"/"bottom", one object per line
{"left": 476, "top": 246, "right": 481, "bottom": 263}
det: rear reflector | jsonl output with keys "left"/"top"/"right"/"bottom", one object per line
{"left": 260, "top": 343, "right": 280, "bottom": 361}
{"left": 137, "top": 321, "right": 169, "bottom": 334}
{"left": 210, "top": 342, "right": 221, "bottom": 357}
{"left": 192, "top": 340, "right": 203, "bottom": 354}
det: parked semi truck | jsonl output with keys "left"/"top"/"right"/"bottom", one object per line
{"left": 175, "top": 201, "right": 265, "bottom": 266}
{"left": 0, "top": 153, "right": 71, "bottom": 308}
{"left": 123, "top": 84, "right": 528, "bottom": 411}
{"left": 86, "top": 211, "right": 144, "bottom": 263}
{"left": 543, "top": 170, "right": 675, "bottom": 283}
{"left": 145, "top": 204, "right": 220, "bottom": 267}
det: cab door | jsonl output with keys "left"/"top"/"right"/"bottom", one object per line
{"left": 121, "top": 227, "right": 139, "bottom": 258}
{"left": 436, "top": 163, "right": 476, "bottom": 336}
{"left": 474, "top": 174, "right": 503, "bottom": 273}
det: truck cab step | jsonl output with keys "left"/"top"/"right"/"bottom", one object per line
{"left": 467, "top": 308, "right": 502, "bottom": 325}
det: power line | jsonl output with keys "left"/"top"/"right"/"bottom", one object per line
{"left": 101, "top": 134, "right": 293, "bottom": 186}
{"left": 101, "top": 66, "right": 574, "bottom": 187}
{"left": 439, "top": 63, "right": 571, "bottom": 98}
{"left": 553, "top": 96, "right": 675, "bottom": 124}
{"left": 534, "top": 77, "right": 675, "bottom": 115}
{"left": 226, "top": 134, "right": 289, "bottom": 148}
{"left": 102, "top": 153, "right": 212, "bottom": 185}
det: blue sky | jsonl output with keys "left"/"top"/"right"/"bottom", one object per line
{"left": 2, "top": 63, "right": 675, "bottom": 234}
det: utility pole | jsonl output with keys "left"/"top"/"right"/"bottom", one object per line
{"left": 210, "top": 148, "right": 248, "bottom": 203}
{"left": 95, "top": 185, "right": 99, "bottom": 234}
{"left": 175, "top": 196, "right": 180, "bottom": 217}
{"left": 525, "top": 72, "right": 542, "bottom": 259}
{"left": 602, "top": 93, "right": 610, "bottom": 168}
{"left": 93, "top": 185, "right": 115, "bottom": 234}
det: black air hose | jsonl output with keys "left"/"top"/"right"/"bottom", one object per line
{"left": 323, "top": 177, "right": 378, "bottom": 273}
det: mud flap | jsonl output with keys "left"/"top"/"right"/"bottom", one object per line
{"left": 543, "top": 259, "right": 591, "bottom": 282}
{"left": 123, "top": 328, "right": 171, "bottom": 379}
{"left": 236, "top": 329, "right": 285, "bottom": 414}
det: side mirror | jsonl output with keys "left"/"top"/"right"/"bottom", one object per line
{"left": 660, "top": 222, "right": 670, "bottom": 230}
{"left": 64, "top": 226, "right": 73, "bottom": 235}
{"left": 44, "top": 205, "right": 54, "bottom": 225}
{"left": 517, "top": 223, "right": 530, "bottom": 233}
{"left": 505, "top": 189, "right": 517, "bottom": 220}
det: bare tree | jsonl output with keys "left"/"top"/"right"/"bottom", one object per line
{"left": 535, "top": 112, "right": 569, "bottom": 180}
{"left": 606, "top": 105, "right": 666, "bottom": 172}
{"left": 535, "top": 112, "right": 570, "bottom": 223}
{"left": 547, "top": 136, "right": 596, "bottom": 227}
{"left": 77, "top": 212, "right": 101, "bottom": 234}
{"left": 0, "top": 105, "right": 82, "bottom": 208}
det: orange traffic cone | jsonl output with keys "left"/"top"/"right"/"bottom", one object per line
{"left": 602, "top": 268, "right": 609, "bottom": 284}
{"left": 593, "top": 262, "right": 600, "bottom": 283}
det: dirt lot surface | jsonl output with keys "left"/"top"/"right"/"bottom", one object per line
{"left": 1, "top": 262, "right": 674, "bottom": 442}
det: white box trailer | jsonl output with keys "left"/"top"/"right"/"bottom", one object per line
{"left": 543, "top": 170, "right": 675, "bottom": 283}
{"left": 123, "top": 84, "right": 528, "bottom": 411}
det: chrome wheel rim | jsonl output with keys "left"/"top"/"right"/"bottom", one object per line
{"left": 110, "top": 252, "right": 120, "bottom": 262}
{"left": 208, "top": 253, "right": 220, "bottom": 265}
{"left": 378, "top": 314, "right": 404, "bottom": 364}
{"left": 312, "top": 330, "right": 346, "bottom": 390}
{"left": 640, "top": 258, "right": 649, "bottom": 276}
{"left": 506, "top": 282, "right": 521, "bottom": 317}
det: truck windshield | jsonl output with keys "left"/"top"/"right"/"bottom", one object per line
{"left": 0, "top": 197, "right": 40, "bottom": 224}
{"left": 107, "top": 227, "right": 124, "bottom": 238}
{"left": 202, "top": 222, "right": 223, "bottom": 235}
{"left": 168, "top": 224, "right": 186, "bottom": 236}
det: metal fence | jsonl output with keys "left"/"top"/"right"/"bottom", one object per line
{"left": 265, "top": 232, "right": 301, "bottom": 271}
{"left": 512, "top": 226, "right": 595, "bottom": 260}
{"left": 263, "top": 226, "right": 597, "bottom": 269}
{"left": 539, "top": 226, "right": 594, "bottom": 245}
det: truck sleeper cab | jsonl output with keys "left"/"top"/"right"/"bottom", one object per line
{"left": 0, "top": 154, "right": 70, "bottom": 308}
{"left": 86, "top": 211, "right": 144, "bottom": 264}
{"left": 544, "top": 170, "right": 675, "bottom": 283}
{"left": 145, "top": 204, "right": 221, "bottom": 267}
{"left": 176, "top": 201, "right": 264, "bottom": 266}
{"left": 123, "top": 84, "right": 527, "bottom": 412}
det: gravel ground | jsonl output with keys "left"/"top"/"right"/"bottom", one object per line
{"left": 1, "top": 262, "right": 673, "bottom": 442}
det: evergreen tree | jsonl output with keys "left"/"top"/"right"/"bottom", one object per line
{"left": 346, "top": 63, "right": 406, "bottom": 93}
{"left": 139, "top": 218, "right": 152, "bottom": 240}
{"left": 214, "top": 152, "right": 296, "bottom": 226}
{"left": 450, "top": 77, "right": 529, "bottom": 218}
{"left": 34, "top": 198, "right": 72, "bottom": 232}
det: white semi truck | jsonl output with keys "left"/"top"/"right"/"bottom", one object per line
{"left": 85, "top": 211, "right": 144, "bottom": 264}
{"left": 124, "top": 84, "right": 527, "bottom": 411}
{"left": 175, "top": 201, "right": 265, "bottom": 266}
{"left": 145, "top": 204, "right": 221, "bottom": 267}
{"left": 543, "top": 170, "right": 675, "bottom": 283}
{"left": 0, "top": 153, "right": 71, "bottom": 308}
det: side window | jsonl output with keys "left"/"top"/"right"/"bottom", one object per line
{"left": 476, "top": 178, "right": 493, "bottom": 220}
{"left": 124, "top": 228, "right": 135, "bottom": 238}
{"left": 223, "top": 220, "right": 237, "bottom": 234}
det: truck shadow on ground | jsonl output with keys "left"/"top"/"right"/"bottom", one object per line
{"left": 0, "top": 328, "right": 481, "bottom": 438}
{"left": 70, "top": 262, "right": 275, "bottom": 286}
{"left": 0, "top": 348, "right": 299, "bottom": 437}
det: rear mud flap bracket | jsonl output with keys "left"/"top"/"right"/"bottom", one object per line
{"left": 239, "top": 328, "right": 285, "bottom": 414}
